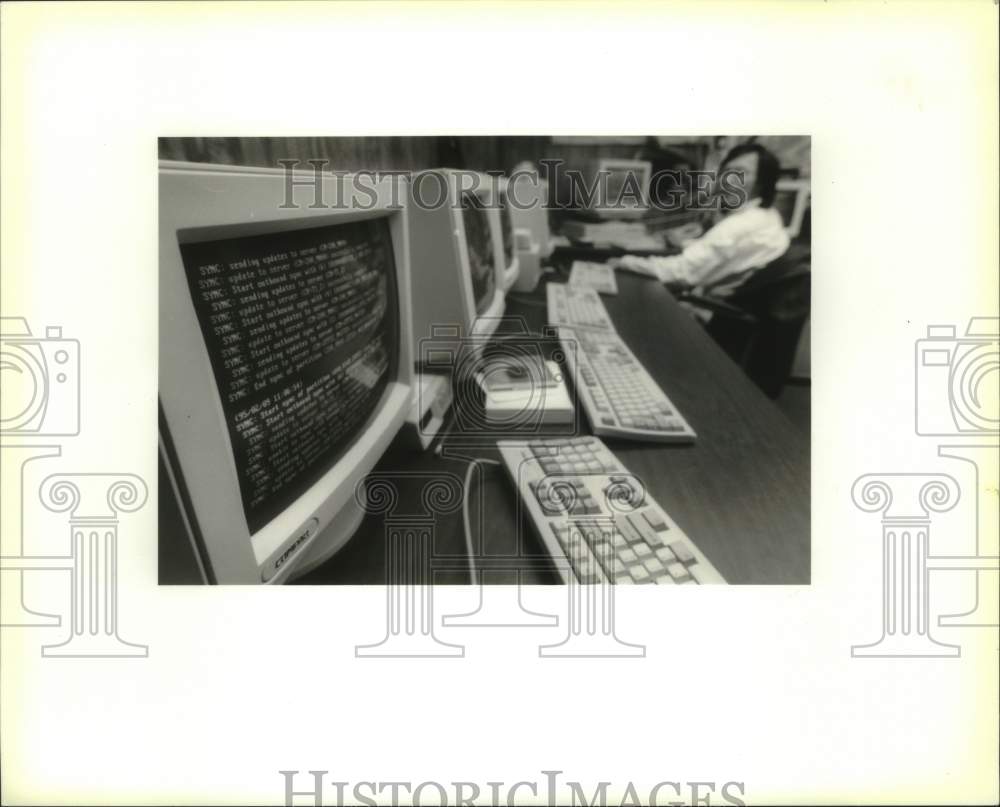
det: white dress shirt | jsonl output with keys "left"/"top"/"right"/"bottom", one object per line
{"left": 617, "top": 200, "right": 790, "bottom": 291}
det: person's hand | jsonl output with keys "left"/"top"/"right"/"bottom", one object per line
{"left": 665, "top": 222, "right": 703, "bottom": 248}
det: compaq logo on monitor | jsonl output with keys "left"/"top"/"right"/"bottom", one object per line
{"left": 271, "top": 527, "right": 313, "bottom": 576}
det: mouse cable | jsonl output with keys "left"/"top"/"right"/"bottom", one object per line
{"left": 435, "top": 446, "right": 500, "bottom": 585}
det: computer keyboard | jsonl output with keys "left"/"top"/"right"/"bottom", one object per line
{"left": 546, "top": 283, "right": 615, "bottom": 331}
{"left": 497, "top": 436, "right": 724, "bottom": 584}
{"left": 558, "top": 326, "right": 696, "bottom": 442}
{"left": 569, "top": 260, "right": 618, "bottom": 295}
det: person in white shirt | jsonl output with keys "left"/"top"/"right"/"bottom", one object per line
{"left": 611, "top": 143, "right": 790, "bottom": 293}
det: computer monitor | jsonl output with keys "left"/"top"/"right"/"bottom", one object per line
{"left": 407, "top": 169, "right": 506, "bottom": 355}
{"left": 494, "top": 177, "right": 520, "bottom": 291}
{"left": 158, "top": 161, "right": 414, "bottom": 584}
{"left": 592, "top": 158, "right": 651, "bottom": 220}
{"left": 508, "top": 163, "right": 552, "bottom": 258}
{"left": 774, "top": 178, "right": 811, "bottom": 240}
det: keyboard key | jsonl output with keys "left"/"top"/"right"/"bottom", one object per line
{"left": 590, "top": 538, "right": 611, "bottom": 556}
{"left": 613, "top": 513, "right": 645, "bottom": 546}
{"left": 654, "top": 575, "right": 675, "bottom": 585}
{"left": 655, "top": 546, "right": 677, "bottom": 565}
{"left": 618, "top": 547, "right": 638, "bottom": 564}
{"left": 628, "top": 564, "right": 650, "bottom": 583}
{"left": 643, "top": 510, "right": 670, "bottom": 532}
{"left": 688, "top": 564, "right": 708, "bottom": 584}
{"left": 590, "top": 538, "right": 618, "bottom": 559}
{"left": 669, "top": 542, "right": 696, "bottom": 565}
{"left": 633, "top": 542, "right": 653, "bottom": 560}
{"left": 627, "top": 512, "right": 663, "bottom": 548}
{"left": 666, "top": 562, "right": 691, "bottom": 583}
{"left": 550, "top": 523, "right": 571, "bottom": 548}
{"left": 643, "top": 556, "right": 665, "bottom": 575}
{"left": 593, "top": 552, "right": 615, "bottom": 578}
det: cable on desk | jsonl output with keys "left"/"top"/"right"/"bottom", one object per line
{"left": 438, "top": 447, "right": 500, "bottom": 586}
{"left": 461, "top": 461, "right": 479, "bottom": 586}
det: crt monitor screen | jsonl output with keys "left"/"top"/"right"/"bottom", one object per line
{"left": 177, "top": 217, "right": 398, "bottom": 535}
{"left": 605, "top": 167, "right": 644, "bottom": 206}
{"left": 460, "top": 191, "right": 496, "bottom": 315}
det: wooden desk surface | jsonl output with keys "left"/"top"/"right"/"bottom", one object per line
{"left": 296, "top": 270, "right": 810, "bottom": 586}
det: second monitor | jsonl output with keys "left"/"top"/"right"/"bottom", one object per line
{"left": 592, "top": 158, "right": 652, "bottom": 220}
{"left": 495, "top": 176, "right": 520, "bottom": 291}
{"left": 408, "top": 169, "right": 507, "bottom": 356}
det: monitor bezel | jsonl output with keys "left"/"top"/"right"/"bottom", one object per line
{"left": 450, "top": 174, "right": 506, "bottom": 337}
{"left": 158, "top": 161, "right": 413, "bottom": 583}
{"left": 494, "top": 177, "right": 521, "bottom": 291}
{"left": 775, "top": 177, "right": 811, "bottom": 239}
{"left": 508, "top": 167, "right": 551, "bottom": 257}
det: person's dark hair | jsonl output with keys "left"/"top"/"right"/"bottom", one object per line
{"left": 719, "top": 142, "right": 780, "bottom": 208}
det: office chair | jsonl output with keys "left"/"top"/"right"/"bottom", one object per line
{"left": 677, "top": 244, "right": 811, "bottom": 398}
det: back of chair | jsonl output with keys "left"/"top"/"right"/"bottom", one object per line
{"left": 703, "top": 244, "right": 812, "bottom": 397}
{"left": 721, "top": 244, "right": 811, "bottom": 315}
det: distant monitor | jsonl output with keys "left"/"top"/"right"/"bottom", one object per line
{"left": 158, "top": 161, "right": 413, "bottom": 584}
{"left": 592, "top": 158, "right": 651, "bottom": 220}
{"left": 407, "top": 169, "right": 506, "bottom": 357}
{"left": 508, "top": 163, "right": 552, "bottom": 258}
{"left": 462, "top": 191, "right": 499, "bottom": 314}
{"left": 494, "top": 177, "right": 520, "bottom": 291}
{"left": 774, "top": 178, "right": 811, "bottom": 239}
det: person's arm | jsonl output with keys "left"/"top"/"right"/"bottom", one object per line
{"left": 613, "top": 217, "right": 745, "bottom": 286}
{"left": 665, "top": 221, "right": 704, "bottom": 249}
